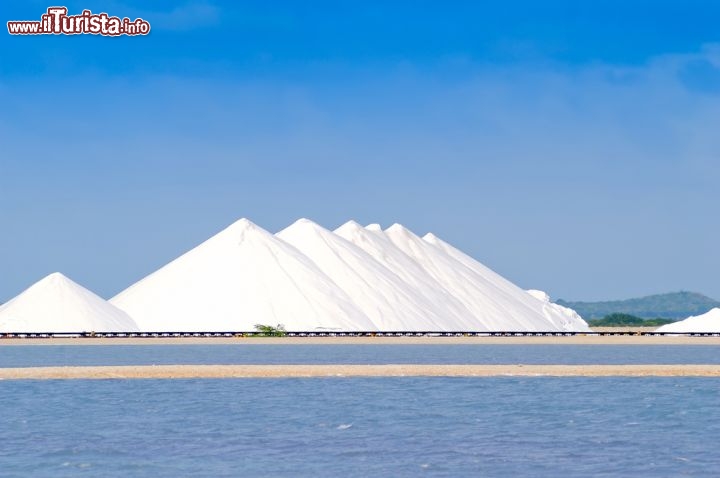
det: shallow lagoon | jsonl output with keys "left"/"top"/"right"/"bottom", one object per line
{"left": 1, "top": 344, "right": 720, "bottom": 367}
{"left": 2, "top": 344, "right": 719, "bottom": 476}
{"left": 1, "top": 377, "right": 719, "bottom": 477}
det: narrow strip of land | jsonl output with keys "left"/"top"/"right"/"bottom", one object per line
{"left": 2, "top": 336, "right": 720, "bottom": 345}
{"left": 1, "top": 364, "right": 719, "bottom": 380}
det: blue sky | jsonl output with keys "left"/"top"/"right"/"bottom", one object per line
{"left": 1, "top": 1, "right": 719, "bottom": 302}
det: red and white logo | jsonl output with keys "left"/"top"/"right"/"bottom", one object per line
{"left": 7, "top": 7, "right": 151, "bottom": 36}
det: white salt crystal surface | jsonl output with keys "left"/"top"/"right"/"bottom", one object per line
{"left": 423, "top": 231, "right": 588, "bottom": 331}
{"left": 382, "top": 224, "right": 587, "bottom": 331}
{"left": 278, "top": 219, "right": 455, "bottom": 331}
{"left": 334, "top": 220, "right": 480, "bottom": 330}
{"left": 0, "top": 273, "right": 139, "bottom": 333}
{"left": 7, "top": 218, "right": 591, "bottom": 333}
{"left": 111, "top": 219, "right": 375, "bottom": 332}
{"left": 656, "top": 308, "right": 720, "bottom": 333}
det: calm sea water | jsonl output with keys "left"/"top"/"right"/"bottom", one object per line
{"left": 1, "top": 344, "right": 720, "bottom": 367}
{"left": 1, "top": 377, "right": 719, "bottom": 477}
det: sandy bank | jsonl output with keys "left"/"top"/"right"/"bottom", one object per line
{"left": 1, "top": 364, "right": 719, "bottom": 380}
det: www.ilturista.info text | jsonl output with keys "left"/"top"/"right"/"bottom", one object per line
{"left": 7, "top": 7, "right": 150, "bottom": 36}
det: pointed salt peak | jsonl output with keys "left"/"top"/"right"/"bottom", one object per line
{"left": 365, "top": 223, "right": 382, "bottom": 232}
{"left": 385, "top": 223, "right": 419, "bottom": 238}
{"left": 33, "top": 272, "right": 83, "bottom": 290}
{"left": 423, "top": 232, "right": 441, "bottom": 244}
{"left": 385, "top": 223, "right": 405, "bottom": 232}
{"left": 341, "top": 219, "right": 364, "bottom": 229}
{"left": 44, "top": 272, "right": 70, "bottom": 282}
{"left": 292, "top": 217, "right": 320, "bottom": 227}
{"left": 220, "top": 218, "right": 273, "bottom": 241}
{"left": 228, "top": 217, "right": 259, "bottom": 231}
{"left": 29, "top": 272, "right": 101, "bottom": 292}
{"left": 334, "top": 219, "right": 364, "bottom": 234}
{"left": 222, "top": 217, "right": 263, "bottom": 236}
{"left": 279, "top": 218, "right": 326, "bottom": 235}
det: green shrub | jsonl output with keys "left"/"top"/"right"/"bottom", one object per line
{"left": 253, "top": 324, "right": 287, "bottom": 337}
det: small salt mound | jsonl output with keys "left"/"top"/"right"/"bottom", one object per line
{"left": 111, "top": 219, "right": 374, "bottom": 332}
{"left": 656, "top": 308, "right": 720, "bottom": 333}
{"left": 277, "top": 219, "right": 453, "bottom": 331}
{"left": 526, "top": 289, "right": 552, "bottom": 302}
{"left": 526, "top": 289, "right": 589, "bottom": 331}
{"left": 0, "top": 273, "right": 139, "bottom": 332}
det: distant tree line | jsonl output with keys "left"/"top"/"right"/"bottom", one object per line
{"left": 558, "top": 291, "right": 720, "bottom": 320}
{"left": 587, "top": 313, "right": 674, "bottom": 327}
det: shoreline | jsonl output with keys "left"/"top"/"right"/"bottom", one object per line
{"left": 1, "top": 364, "right": 719, "bottom": 380}
{"left": 1, "top": 335, "right": 720, "bottom": 345}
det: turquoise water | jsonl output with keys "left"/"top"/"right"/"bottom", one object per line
{"left": 1, "top": 377, "right": 719, "bottom": 477}
{"left": 1, "top": 344, "right": 720, "bottom": 367}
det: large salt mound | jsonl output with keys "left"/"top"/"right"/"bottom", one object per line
{"left": 334, "top": 220, "right": 479, "bottom": 330}
{"left": 381, "top": 224, "right": 586, "bottom": 331}
{"left": 656, "top": 308, "right": 720, "bottom": 333}
{"left": 111, "top": 219, "right": 375, "bottom": 332}
{"left": 277, "top": 219, "right": 454, "bottom": 330}
{"left": 0, "top": 273, "right": 139, "bottom": 332}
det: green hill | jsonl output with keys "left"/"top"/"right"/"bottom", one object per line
{"left": 557, "top": 292, "right": 720, "bottom": 320}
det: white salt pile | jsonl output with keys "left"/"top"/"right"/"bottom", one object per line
{"left": 526, "top": 290, "right": 590, "bottom": 331}
{"left": 334, "top": 220, "right": 480, "bottom": 330}
{"left": 422, "top": 233, "right": 588, "bottom": 331}
{"left": 109, "top": 217, "right": 588, "bottom": 332}
{"left": 656, "top": 308, "right": 720, "bottom": 333}
{"left": 6, "top": 217, "right": 589, "bottom": 332}
{"left": 110, "top": 219, "right": 375, "bottom": 332}
{"left": 423, "top": 233, "right": 589, "bottom": 331}
{"left": 383, "top": 223, "right": 589, "bottom": 331}
{"left": 278, "top": 219, "right": 454, "bottom": 331}
{"left": 0, "top": 273, "right": 139, "bottom": 333}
